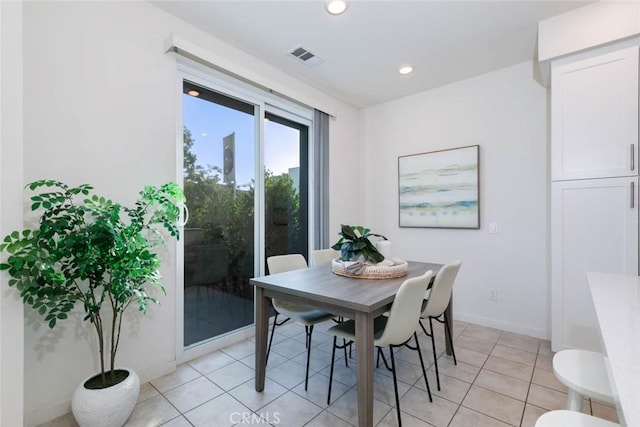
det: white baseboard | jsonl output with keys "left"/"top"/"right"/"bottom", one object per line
{"left": 25, "top": 361, "right": 179, "bottom": 427}
{"left": 25, "top": 400, "right": 71, "bottom": 427}
{"left": 137, "top": 359, "right": 177, "bottom": 385}
{"left": 454, "top": 311, "right": 550, "bottom": 340}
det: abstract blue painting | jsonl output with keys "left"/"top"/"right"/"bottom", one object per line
{"left": 398, "top": 145, "right": 479, "bottom": 228}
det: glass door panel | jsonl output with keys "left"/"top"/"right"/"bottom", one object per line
{"left": 264, "top": 112, "right": 309, "bottom": 266}
{"left": 182, "top": 81, "right": 256, "bottom": 347}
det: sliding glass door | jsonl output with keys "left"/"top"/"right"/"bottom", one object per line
{"left": 182, "top": 81, "right": 257, "bottom": 347}
{"left": 181, "top": 76, "right": 311, "bottom": 348}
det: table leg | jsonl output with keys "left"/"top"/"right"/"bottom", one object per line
{"left": 255, "top": 286, "right": 268, "bottom": 391}
{"left": 445, "top": 293, "right": 453, "bottom": 356}
{"left": 355, "top": 311, "right": 374, "bottom": 427}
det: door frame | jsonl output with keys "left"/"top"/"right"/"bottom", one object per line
{"left": 175, "top": 59, "right": 314, "bottom": 363}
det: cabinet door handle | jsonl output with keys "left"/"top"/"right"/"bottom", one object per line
{"left": 632, "top": 144, "right": 635, "bottom": 171}
{"left": 632, "top": 181, "right": 635, "bottom": 209}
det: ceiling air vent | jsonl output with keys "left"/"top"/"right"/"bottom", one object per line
{"left": 288, "top": 46, "right": 324, "bottom": 67}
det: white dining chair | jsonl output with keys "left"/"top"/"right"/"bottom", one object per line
{"left": 326, "top": 270, "right": 434, "bottom": 426}
{"left": 552, "top": 349, "right": 615, "bottom": 411}
{"left": 310, "top": 248, "right": 339, "bottom": 267}
{"left": 420, "top": 260, "right": 462, "bottom": 391}
{"left": 535, "top": 410, "right": 620, "bottom": 427}
{"left": 310, "top": 248, "right": 353, "bottom": 364}
{"left": 266, "top": 254, "right": 334, "bottom": 391}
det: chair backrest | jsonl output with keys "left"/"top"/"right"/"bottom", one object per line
{"left": 266, "top": 254, "right": 309, "bottom": 313}
{"left": 310, "top": 248, "right": 339, "bottom": 267}
{"left": 422, "top": 260, "right": 462, "bottom": 318}
{"left": 375, "top": 270, "right": 433, "bottom": 347}
{"left": 266, "top": 254, "right": 308, "bottom": 275}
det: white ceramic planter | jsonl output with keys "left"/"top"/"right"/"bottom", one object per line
{"left": 72, "top": 368, "right": 140, "bottom": 427}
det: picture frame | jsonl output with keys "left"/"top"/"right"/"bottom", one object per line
{"left": 398, "top": 145, "right": 480, "bottom": 229}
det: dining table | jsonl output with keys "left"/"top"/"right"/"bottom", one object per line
{"left": 251, "top": 260, "right": 445, "bottom": 427}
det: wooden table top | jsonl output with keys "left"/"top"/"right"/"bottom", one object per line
{"left": 250, "top": 260, "right": 442, "bottom": 314}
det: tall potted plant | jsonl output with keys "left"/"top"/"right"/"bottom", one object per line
{"left": 0, "top": 180, "right": 184, "bottom": 426}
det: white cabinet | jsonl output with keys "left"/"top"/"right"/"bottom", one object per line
{"left": 551, "top": 177, "right": 638, "bottom": 351}
{"left": 551, "top": 46, "right": 638, "bottom": 181}
{"left": 551, "top": 45, "right": 640, "bottom": 352}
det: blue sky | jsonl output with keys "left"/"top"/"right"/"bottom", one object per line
{"left": 183, "top": 94, "right": 300, "bottom": 187}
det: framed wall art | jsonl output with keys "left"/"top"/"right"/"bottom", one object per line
{"left": 398, "top": 145, "right": 479, "bottom": 229}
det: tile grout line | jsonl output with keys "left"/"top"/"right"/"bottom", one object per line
{"left": 441, "top": 323, "right": 487, "bottom": 426}
{"left": 446, "top": 329, "right": 528, "bottom": 427}
{"left": 155, "top": 325, "right": 542, "bottom": 427}
{"left": 518, "top": 341, "right": 544, "bottom": 427}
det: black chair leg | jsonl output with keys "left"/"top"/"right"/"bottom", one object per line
{"left": 429, "top": 317, "right": 441, "bottom": 391}
{"left": 419, "top": 318, "right": 430, "bottom": 336}
{"left": 305, "top": 325, "right": 314, "bottom": 391}
{"left": 343, "top": 339, "right": 349, "bottom": 367}
{"left": 266, "top": 313, "right": 278, "bottom": 365}
{"left": 335, "top": 317, "right": 350, "bottom": 367}
{"left": 389, "top": 347, "right": 402, "bottom": 427}
{"left": 443, "top": 311, "right": 457, "bottom": 365}
{"left": 413, "top": 332, "right": 432, "bottom": 402}
{"left": 266, "top": 312, "right": 292, "bottom": 365}
{"left": 327, "top": 336, "right": 338, "bottom": 405}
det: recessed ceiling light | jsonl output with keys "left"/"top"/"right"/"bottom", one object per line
{"left": 398, "top": 65, "right": 414, "bottom": 75}
{"left": 326, "top": 0, "right": 348, "bottom": 15}
{"left": 187, "top": 90, "right": 200, "bottom": 97}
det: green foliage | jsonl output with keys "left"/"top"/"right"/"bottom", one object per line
{"left": 265, "top": 172, "right": 301, "bottom": 257}
{"left": 331, "top": 224, "right": 387, "bottom": 264}
{"left": 0, "top": 180, "right": 185, "bottom": 388}
{"left": 182, "top": 127, "right": 301, "bottom": 278}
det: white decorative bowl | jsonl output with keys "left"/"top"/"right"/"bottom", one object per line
{"left": 331, "top": 258, "right": 408, "bottom": 279}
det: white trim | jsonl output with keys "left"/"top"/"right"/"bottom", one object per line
{"left": 454, "top": 312, "right": 549, "bottom": 340}
{"left": 255, "top": 102, "right": 265, "bottom": 278}
{"left": 266, "top": 103, "right": 312, "bottom": 127}
{"left": 179, "top": 59, "right": 264, "bottom": 107}
{"left": 174, "top": 65, "right": 186, "bottom": 364}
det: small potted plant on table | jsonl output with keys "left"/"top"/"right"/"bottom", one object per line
{"left": 331, "top": 224, "right": 387, "bottom": 263}
{"left": 330, "top": 225, "right": 406, "bottom": 279}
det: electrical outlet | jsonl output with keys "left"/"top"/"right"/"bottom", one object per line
{"left": 489, "top": 289, "right": 498, "bottom": 301}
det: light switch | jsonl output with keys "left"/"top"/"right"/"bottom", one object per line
{"left": 489, "top": 222, "right": 498, "bottom": 234}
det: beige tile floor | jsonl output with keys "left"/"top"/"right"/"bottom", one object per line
{"left": 41, "top": 321, "right": 619, "bottom": 427}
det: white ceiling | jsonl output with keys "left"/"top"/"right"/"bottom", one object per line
{"left": 152, "top": 0, "right": 590, "bottom": 108}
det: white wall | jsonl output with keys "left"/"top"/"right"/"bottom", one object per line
{"left": 0, "top": 1, "right": 25, "bottom": 426}
{"left": 329, "top": 107, "right": 363, "bottom": 235}
{"left": 360, "top": 61, "right": 549, "bottom": 338}
{"left": 22, "top": 1, "right": 359, "bottom": 424}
